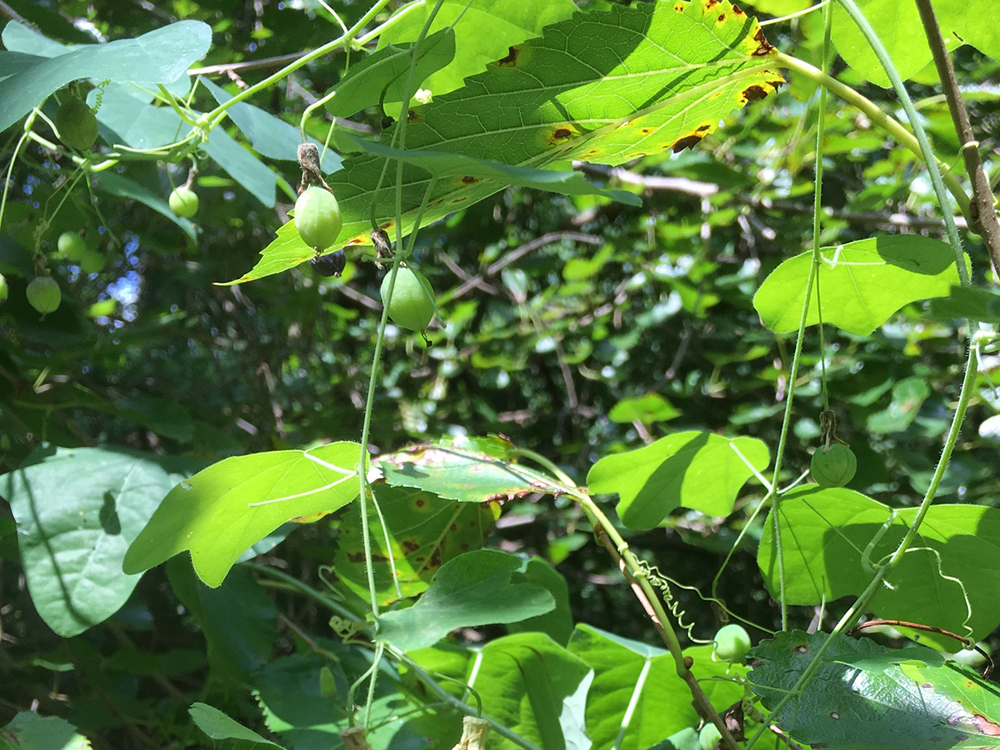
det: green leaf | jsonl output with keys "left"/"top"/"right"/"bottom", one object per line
{"left": 326, "top": 28, "right": 457, "bottom": 117}
{"left": 866, "top": 376, "right": 930, "bottom": 433}
{"left": 169, "top": 563, "right": 279, "bottom": 681}
{"left": 607, "top": 394, "right": 680, "bottom": 425}
{"left": 203, "top": 78, "right": 342, "bottom": 172}
{"left": 123, "top": 442, "right": 361, "bottom": 587}
{"left": 190, "top": 703, "right": 285, "bottom": 750}
{"left": 376, "top": 436, "right": 567, "bottom": 503}
{"left": 228, "top": 0, "right": 782, "bottom": 283}
{"left": 749, "top": 630, "right": 1000, "bottom": 750}
{"left": 377, "top": 549, "right": 555, "bottom": 651}
{"left": 0, "top": 20, "right": 211, "bottom": 133}
{"left": 758, "top": 488, "right": 1000, "bottom": 648}
{"left": 377, "top": 0, "right": 577, "bottom": 98}
{"left": 1, "top": 446, "right": 192, "bottom": 637}
{"left": 507, "top": 557, "right": 574, "bottom": 646}
{"left": 569, "top": 625, "right": 746, "bottom": 749}
{"left": 411, "top": 632, "right": 592, "bottom": 750}
{"left": 94, "top": 84, "right": 278, "bottom": 207}
{"left": 349, "top": 135, "right": 642, "bottom": 205}
{"left": 333, "top": 483, "right": 494, "bottom": 606}
{"left": 0, "top": 712, "right": 91, "bottom": 750}
{"left": 928, "top": 285, "right": 1000, "bottom": 324}
{"left": 753, "top": 236, "right": 967, "bottom": 336}
{"left": 587, "top": 431, "right": 770, "bottom": 530}
{"left": 95, "top": 171, "right": 197, "bottom": 242}
{"left": 831, "top": 0, "right": 1000, "bottom": 88}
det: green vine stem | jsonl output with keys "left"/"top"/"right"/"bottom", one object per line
{"left": 913, "top": 0, "right": 1000, "bottom": 276}
{"left": 204, "top": 0, "right": 394, "bottom": 126}
{"left": 746, "top": 3, "right": 983, "bottom": 743}
{"left": 775, "top": 52, "right": 971, "bottom": 225}
{"left": 831, "top": 0, "right": 968, "bottom": 283}
{"left": 570, "top": 491, "right": 740, "bottom": 750}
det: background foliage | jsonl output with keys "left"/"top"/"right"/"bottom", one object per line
{"left": 2, "top": 0, "right": 1000, "bottom": 749}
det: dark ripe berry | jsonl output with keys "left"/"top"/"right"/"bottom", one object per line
{"left": 56, "top": 97, "right": 99, "bottom": 151}
{"left": 310, "top": 250, "right": 346, "bottom": 277}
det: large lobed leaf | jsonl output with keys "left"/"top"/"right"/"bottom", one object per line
{"left": 758, "top": 488, "right": 1000, "bottom": 648}
{"left": 124, "top": 442, "right": 362, "bottom": 587}
{"left": 231, "top": 0, "right": 783, "bottom": 283}
{"left": 587, "top": 431, "right": 771, "bottom": 530}
{"left": 832, "top": 0, "right": 1000, "bottom": 88}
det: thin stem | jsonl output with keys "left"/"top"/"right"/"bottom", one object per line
{"left": 912, "top": 0, "right": 1000, "bottom": 277}
{"left": 775, "top": 52, "right": 971, "bottom": 223}
{"left": 573, "top": 491, "right": 739, "bottom": 750}
{"left": 831, "top": 0, "right": 968, "bottom": 284}
{"left": 204, "top": 0, "right": 394, "bottom": 122}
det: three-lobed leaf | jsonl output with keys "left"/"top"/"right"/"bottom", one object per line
{"left": 587, "top": 431, "right": 770, "bottom": 529}
{"left": 377, "top": 549, "right": 555, "bottom": 651}
{"left": 124, "top": 442, "right": 362, "bottom": 587}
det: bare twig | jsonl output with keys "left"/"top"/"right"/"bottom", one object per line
{"left": 914, "top": 0, "right": 1000, "bottom": 277}
{"left": 188, "top": 52, "right": 317, "bottom": 77}
{"left": 440, "top": 231, "right": 601, "bottom": 303}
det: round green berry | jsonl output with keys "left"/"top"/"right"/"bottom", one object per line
{"left": 56, "top": 97, "right": 99, "bottom": 151}
{"left": 169, "top": 187, "right": 199, "bottom": 218}
{"left": 380, "top": 266, "right": 435, "bottom": 332}
{"left": 294, "top": 186, "right": 342, "bottom": 251}
{"left": 80, "top": 248, "right": 106, "bottom": 274}
{"left": 712, "top": 623, "right": 751, "bottom": 663}
{"left": 0, "top": 273, "right": 8, "bottom": 303}
{"left": 811, "top": 444, "right": 857, "bottom": 488}
{"left": 58, "top": 232, "right": 87, "bottom": 261}
{"left": 26, "top": 276, "right": 61, "bottom": 314}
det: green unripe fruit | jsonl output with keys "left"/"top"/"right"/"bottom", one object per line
{"left": 294, "top": 186, "right": 342, "bottom": 250}
{"left": 169, "top": 187, "right": 199, "bottom": 218}
{"left": 811, "top": 444, "right": 857, "bottom": 488}
{"left": 26, "top": 276, "right": 61, "bottom": 314}
{"left": 57, "top": 231, "right": 87, "bottom": 261}
{"left": 699, "top": 723, "right": 722, "bottom": 750}
{"left": 381, "top": 266, "right": 435, "bottom": 332}
{"left": 0, "top": 273, "right": 8, "bottom": 303}
{"left": 80, "top": 248, "right": 106, "bottom": 274}
{"left": 712, "top": 623, "right": 751, "bottom": 663}
{"left": 56, "top": 97, "right": 99, "bottom": 151}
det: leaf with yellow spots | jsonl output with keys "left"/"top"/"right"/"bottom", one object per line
{"left": 228, "top": 0, "right": 782, "bottom": 284}
{"left": 332, "top": 483, "right": 495, "bottom": 607}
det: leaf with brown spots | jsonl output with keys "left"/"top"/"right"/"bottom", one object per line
{"left": 332, "top": 483, "right": 494, "bottom": 607}
{"left": 376, "top": 436, "right": 568, "bottom": 504}
{"left": 750, "top": 630, "right": 1000, "bottom": 750}
{"left": 227, "top": 0, "right": 781, "bottom": 284}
